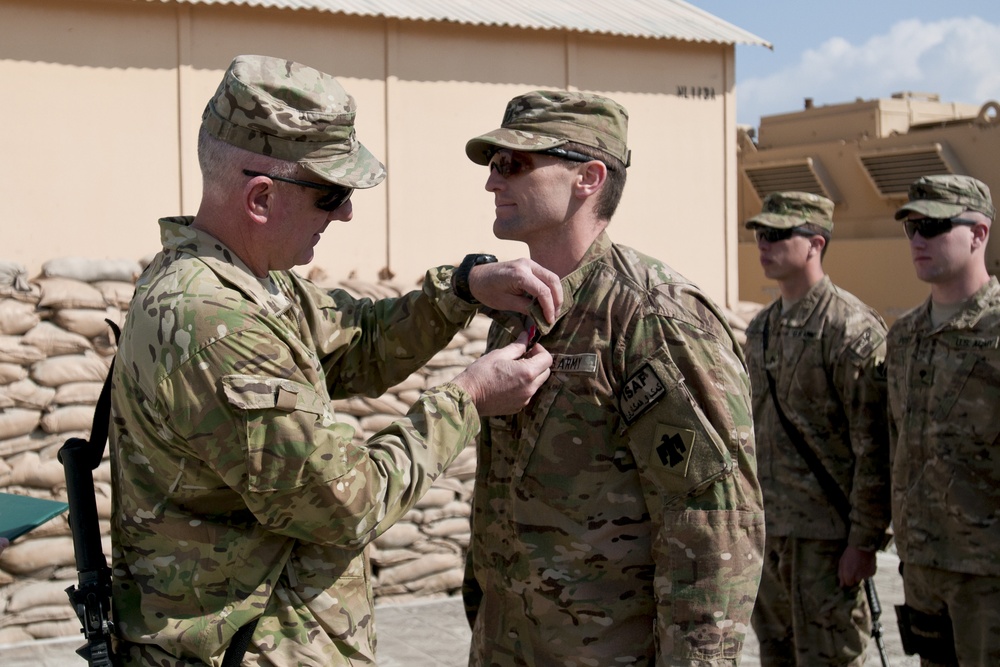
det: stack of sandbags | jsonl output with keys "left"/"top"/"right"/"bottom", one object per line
{"left": 0, "top": 258, "right": 137, "bottom": 643}
{"left": 322, "top": 284, "right": 492, "bottom": 603}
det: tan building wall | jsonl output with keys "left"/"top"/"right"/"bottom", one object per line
{"left": 1, "top": 0, "right": 743, "bottom": 307}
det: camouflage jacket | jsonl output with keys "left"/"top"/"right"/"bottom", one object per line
{"left": 464, "top": 232, "right": 764, "bottom": 666}
{"left": 745, "top": 276, "right": 891, "bottom": 549}
{"left": 887, "top": 276, "right": 1000, "bottom": 576}
{"left": 109, "top": 217, "right": 480, "bottom": 666}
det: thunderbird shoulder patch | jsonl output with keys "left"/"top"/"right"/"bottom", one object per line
{"left": 651, "top": 423, "right": 696, "bottom": 477}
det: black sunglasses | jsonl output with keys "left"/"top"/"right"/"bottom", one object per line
{"left": 488, "top": 147, "right": 603, "bottom": 178}
{"left": 242, "top": 169, "right": 353, "bottom": 212}
{"left": 754, "top": 227, "right": 816, "bottom": 244}
{"left": 902, "top": 217, "right": 978, "bottom": 240}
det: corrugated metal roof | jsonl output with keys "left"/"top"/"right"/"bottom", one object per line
{"left": 151, "top": 0, "right": 771, "bottom": 47}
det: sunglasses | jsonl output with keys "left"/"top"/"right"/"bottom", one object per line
{"left": 242, "top": 169, "right": 353, "bottom": 212}
{"left": 902, "top": 217, "right": 978, "bottom": 240}
{"left": 754, "top": 227, "right": 817, "bottom": 244}
{"left": 488, "top": 147, "right": 602, "bottom": 178}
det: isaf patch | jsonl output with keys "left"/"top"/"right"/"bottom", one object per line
{"left": 651, "top": 424, "right": 695, "bottom": 477}
{"left": 620, "top": 363, "right": 666, "bottom": 425}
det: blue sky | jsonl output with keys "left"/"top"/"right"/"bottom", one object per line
{"left": 692, "top": 1, "right": 1000, "bottom": 129}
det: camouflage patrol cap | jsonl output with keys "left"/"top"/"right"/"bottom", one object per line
{"left": 466, "top": 90, "right": 631, "bottom": 167}
{"left": 894, "top": 175, "right": 995, "bottom": 221}
{"left": 745, "top": 191, "right": 835, "bottom": 232}
{"left": 202, "top": 54, "right": 386, "bottom": 189}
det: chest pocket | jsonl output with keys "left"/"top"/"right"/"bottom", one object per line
{"left": 505, "top": 370, "right": 624, "bottom": 522}
{"left": 932, "top": 350, "right": 1000, "bottom": 446}
{"left": 221, "top": 374, "right": 347, "bottom": 492}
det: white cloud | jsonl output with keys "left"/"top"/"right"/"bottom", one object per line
{"left": 738, "top": 17, "right": 1000, "bottom": 127}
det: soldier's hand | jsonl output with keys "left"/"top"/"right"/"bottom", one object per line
{"left": 451, "top": 331, "right": 553, "bottom": 416}
{"left": 467, "top": 258, "right": 563, "bottom": 324}
{"left": 838, "top": 545, "right": 877, "bottom": 587}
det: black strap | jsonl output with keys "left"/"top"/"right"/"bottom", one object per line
{"left": 222, "top": 617, "right": 259, "bottom": 667}
{"left": 90, "top": 320, "right": 260, "bottom": 666}
{"left": 762, "top": 314, "right": 852, "bottom": 524}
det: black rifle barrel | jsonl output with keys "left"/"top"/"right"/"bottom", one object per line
{"left": 864, "top": 577, "right": 891, "bottom": 667}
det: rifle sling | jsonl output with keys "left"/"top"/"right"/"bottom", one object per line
{"left": 762, "top": 314, "right": 852, "bottom": 525}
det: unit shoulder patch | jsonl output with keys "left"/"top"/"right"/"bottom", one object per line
{"left": 651, "top": 423, "right": 695, "bottom": 477}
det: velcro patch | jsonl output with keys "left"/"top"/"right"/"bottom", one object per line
{"left": 620, "top": 363, "right": 666, "bottom": 425}
{"left": 651, "top": 424, "right": 695, "bottom": 477}
{"left": 552, "top": 353, "right": 599, "bottom": 375}
{"left": 849, "top": 327, "right": 883, "bottom": 359}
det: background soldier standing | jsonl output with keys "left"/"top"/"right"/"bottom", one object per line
{"left": 888, "top": 175, "right": 1000, "bottom": 666}
{"left": 744, "top": 192, "right": 891, "bottom": 666}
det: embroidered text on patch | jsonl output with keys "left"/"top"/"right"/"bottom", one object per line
{"left": 620, "top": 363, "right": 666, "bottom": 424}
{"left": 552, "top": 353, "right": 599, "bottom": 375}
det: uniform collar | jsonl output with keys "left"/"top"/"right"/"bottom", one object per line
{"left": 158, "top": 216, "right": 295, "bottom": 317}
{"left": 524, "top": 231, "right": 611, "bottom": 335}
{"left": 913, "top": 275, "right": 1000, "bottom": 334}
{"left": 775, "top": 275, "right": 831, "bottom": 328}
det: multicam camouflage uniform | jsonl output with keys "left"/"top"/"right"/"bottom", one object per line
{"left": 887, "top": 276, "right": 1000, "bottom": 665}
{"left": 110, "top": 218, "right": 480, "bottom": 666}
{"left": 464, "top": 231, "right": 765, "bottom": 666}
{"left": 744, "top": 275, "right": 891, "bottom": 666}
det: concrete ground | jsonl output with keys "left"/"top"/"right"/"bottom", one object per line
{"left": 0, "top": 551, "right": 917, "bottom": 666}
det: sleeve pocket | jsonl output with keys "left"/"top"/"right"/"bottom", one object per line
{"left": 221, "top": 374, "right": 350, "bottom": 493}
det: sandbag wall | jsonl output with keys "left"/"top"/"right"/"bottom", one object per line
{"left": 0, "top": 259, "right": 490, "bottom": 646}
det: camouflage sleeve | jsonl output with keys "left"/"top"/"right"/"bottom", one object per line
{"left": 831, "top": 318, "right": 892, "bottom": 550}
{"left": 620, "top": 304, "right": 764, "bottom": 664}
{"left": 161, "top": 325, "right": 480, "bottom": 549}
{"left": 290, "top": 266, "right": 477, "bottom": 399}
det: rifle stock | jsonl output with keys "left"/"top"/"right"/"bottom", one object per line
{"left": 60, "top": 436, "right": 118, "bottom": 667}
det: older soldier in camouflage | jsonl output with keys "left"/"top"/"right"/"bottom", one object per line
{"left": 887, "top": 175, "right": 1000, "bottom": 666}
{"left": 461, "top": 90, "right": 765, "bottom": 665}
{"left": 743, "top": 192, "right": 891, "bottom": 666}
{"left": 108, "top": 55, "right": 563, "bottom": 666}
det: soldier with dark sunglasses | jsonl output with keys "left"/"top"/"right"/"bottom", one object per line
{"left": 887, "top": 175, "right": 1000, "bottom": 666}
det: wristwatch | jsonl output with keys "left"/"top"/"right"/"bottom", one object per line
{"left": 453, "top": 253, "right": 498, "bottom": 304}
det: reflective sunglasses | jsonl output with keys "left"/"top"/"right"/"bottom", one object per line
{"left": 242, "top": 169, "right": 353, "bottom": 212}
{"left": 488, "top": 147, "right": 602, "bottom": 178}
{"left": 754, "top": 227, "right": 816, "bottom": 244}
{"left": 902, "top": 217, "right": 978, "bottom": 240}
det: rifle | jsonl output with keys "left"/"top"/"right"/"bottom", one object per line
{"left": 59, "top": 320, "right": 120, "bottom": 666}
{"left": 865, "top": 577, "right": 891, "bottom": 667}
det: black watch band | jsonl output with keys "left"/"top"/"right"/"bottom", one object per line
{"left": 453, "top": 253, "right": 498, "bottom": 304}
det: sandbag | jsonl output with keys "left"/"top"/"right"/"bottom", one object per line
{"left": 41, "top": 257, "right": 141, "bottom": 283}
{"left": 53, "top": 381, "right": 103, "bottom": 405}
{"left": 51, "top": 307, "right": 121, "bottom": 339}
{"left": 0, "top": 536, "right": 75, "bottom": 576}
{"left": 0, "top": 408, "right": 41, "bottom": 440}
{"left": 40, "top": 404, "right": 97, "bottom": 434}
{"left": 34, "top": 277, "right": 108, "bottom": 309}
{"left": 21, "top": 321, "right": 93, "bottom": 356}
{"left": 92, "top": 279, "right": 136, "bottom": 309}
{"left": 0, "top": 336, "right": 45, "bottom": 365}
{"left": 31, "top": 351, "right": 109, "bottom": 387}
{"left": 0, "top": 300, "right": 41, "bottom": 335}
{"left": 0, "top": 260, "right": 30, "bottom": 291}
{"left": 0, "top": 361, "right": 28, "bottom": 383}
{"left": 0, "top": 378, "right": 56, "bottom": 410}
